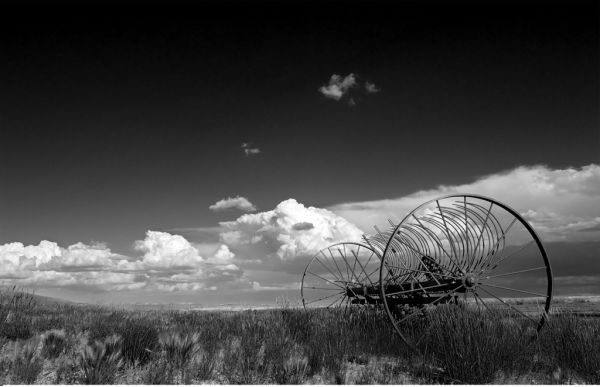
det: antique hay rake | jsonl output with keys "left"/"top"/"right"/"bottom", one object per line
{"left": 301, "top": 194, "right": 553, "bottom": 347}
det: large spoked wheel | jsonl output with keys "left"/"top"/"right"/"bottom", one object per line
{"left": 379, "top": 194, "right": 553, "bottom": 349}
{"left": 302, "top": 242, "right": 380, "bottom": 309}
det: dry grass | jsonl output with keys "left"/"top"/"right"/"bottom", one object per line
{"left": 1, "top": 286, "right": 599, "bottom": 384}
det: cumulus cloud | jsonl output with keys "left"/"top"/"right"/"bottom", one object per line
{"left": 209, "top": 196, "right": 257, "bottom": 212}
{"left": 318, "top": 73, "right": 357, "bottom": 100}
{"left": 134, "top": 231, "right": 204, "bottom": 269}
{"left": 241, "top": 142, "right": 261, "bottom": 156}
{"left": 318, "top": 73, "right": 380, "bottom": 105}
{"left": 0, "top": 232, "right": 246, "bottom": 293}
{"left": 329, "top": 164, "right": 600, "bottom": 242}
{"left": 220, "top": 198, "right": 363, "bottom": 262}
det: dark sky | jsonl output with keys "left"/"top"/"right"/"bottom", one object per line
{"left": 1, "top": 0, "right": 598, "bottom": 257}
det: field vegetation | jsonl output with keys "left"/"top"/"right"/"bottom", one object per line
{"left": 0, "top": 287, "right": 599, "bottom": 384}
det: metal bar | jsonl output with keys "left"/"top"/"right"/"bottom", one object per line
{"left": 384, "top": 263, "right": 461, "bottom": 280}
{"left": 384, "top": 282, "right": 459, "bottom": 297}
{"left": 484, "top": 266, "right": 547, "bottom": 279}
{"left": 322, "top": 250, "right": 345, "bottom": 282}
{"left": 305, "top": 286, "right": 343, "bottom": 291}
{"left": 351, "top": 248, "right": 376, "bottom": 287}
{"left": 481, "top": 240, "right": 534, "bottom": 273}
{"left": 315, "top": 257, "right": 342, "bottom": 283}
{"left": 479, "top": 217, "right": 517, "bottom": 269}
{"left": 306, "top": 291, "right": 345, "bottom": 305}
{"left": 306, "top": 271, "right": 344, "bottom": 289}
{"left": 325, "top": 293, "right": 346, "bottom": 308}
{"left": 479, "top": 283, "right": 548, "bottom": 298}
{"left": 338, "top": 248, "right": 362, "bottom": 286}
{"left": 478, "top": 286, "right": 536, "bottom": 322}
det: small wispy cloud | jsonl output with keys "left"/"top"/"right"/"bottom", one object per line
{"left": 209, "top": 196, "right": 257, "bottom": 212}
{"left": 241, "top": 142, "right": 261, "bottom": 156}
{"left": 365, "top": 81, "right": 380, "bottom": 94}
{"left": 318, "top": 73, "right": 380, "bottom": 105}
{"left": 318, "top": 73, "right": 357, "bottom": 101}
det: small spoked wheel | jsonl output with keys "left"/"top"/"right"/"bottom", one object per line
{"left": 301, "top": 242, "right": 380, "bottom": 309}
{"left": 379, "top": 194, "right": 553, "bottom": 349}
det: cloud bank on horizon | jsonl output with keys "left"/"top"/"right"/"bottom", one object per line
{"left": 0, "top": 164, "right": 598, "bottom": 298}
{"left": 330, "top": 164, "right": 600, "bottom": 242}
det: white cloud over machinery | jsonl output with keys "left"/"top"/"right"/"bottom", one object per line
{"left": 329, "top": 164, "right": 600, "bottom": 242}
{"left": 209, "top": 196, "right": 257, "bottom": 212}
{"left": 220, "top": 198, "right": 363, "bottom": 262}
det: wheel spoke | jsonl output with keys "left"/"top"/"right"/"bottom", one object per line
{"left": 479, "top": 283, "right": 548, "bottom": 298}
{"left": 305, "top": 286, "right": 341, "bottom": 291}
{"left": 306, "top": 291, "right": 345, "bottom": 305}
{"left": 384, "top": 282, "right": 459, "bottom": 297}
{"left": 314, "top": 257, "right": 342, "bottom": 282}
{"left": 484, "top": 266, "right": 547, "bottom": 279}
{"left": 351, "top": 249, "right": 376, "bottom": 287}
{"left": 325, "top": 293, "right": 346, "bottom": 308}
{"left": 384, "top": 263, "right": 461, "bottom": 280}
{"left": 306, "top": 271, "right": 344, "bottom": 289}
{"left": 473, "top": 292, "right": 494, "bottom": 314}
{"left": 480, "top": 240, "right": 535, "bottom": 273}
{"left": 322, "top": 250, "right": 345, "bottom": 281}
{"left": 477, "top": 286, "right": 536, "bottom": 323}
{"left": 479, "top": 217, "right": 517, "bottom": 269}
{"left": 338, "top": 248, "right": 362, "bottom": 286}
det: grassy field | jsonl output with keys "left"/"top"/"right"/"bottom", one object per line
{"left": 0, "top": 288, "right": 599, "bottom": 384}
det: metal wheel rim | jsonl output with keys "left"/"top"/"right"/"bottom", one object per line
{"left": 379, "top": 193, "right": 553, "bottom": 349}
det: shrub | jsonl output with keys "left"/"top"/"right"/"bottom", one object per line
{"left": 158, "top": 330, "right": 200, "bottom": 381}
{"left": 87, "top": 313, "right": 159, "bottom": 366}
{"left": 55, "top": 356, "right": 80, "bottom": 384}
{"left": 141, "top": 357, "right": 174, "bottom": 384}
{"left": 9, "top": 336, "right": 43, "bottom": 384}
{"left": 187, "top": 349, "right": 216, "bottom": 383}
{"left": 273, "top": 355, "right": 309, "bottom": 384}
{"left": 42, "top": 329, "right": 67, "bottom": 359}
{"left": 78, "top": 334, "right": 123, "bottom": 384}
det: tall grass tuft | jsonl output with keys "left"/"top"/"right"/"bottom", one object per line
{"left": 119, "top": 318, "right": 159, "bottom": 365}
{"left": 41, "top": 329, "right": 67, "bottom": 359}
{"left": 0, "top": 287, "right": 36, "bottom": 341}
{"left": 158, "top": 330, "right": 200, "bottom": 382}
{"left": 78, "top": 334, "right": 123, "bottom": 384}
{"left": 9, "top": 336, "right": 43, "bottom": 384}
